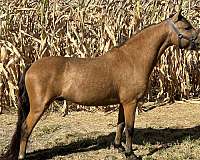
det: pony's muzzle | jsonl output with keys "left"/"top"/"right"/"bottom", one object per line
{"left": 191, "top": 31, "right": 200, "bottom": 51}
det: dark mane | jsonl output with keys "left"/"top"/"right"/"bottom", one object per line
{"left": 117, "top": 21, "right": 164, "bottom": 48}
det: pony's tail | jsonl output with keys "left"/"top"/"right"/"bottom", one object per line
{"left": 0, "top": 66, "right": 30, "bottom": 160}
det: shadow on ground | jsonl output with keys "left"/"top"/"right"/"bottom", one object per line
{"left": 26, "top": 125, "right": 200, "bottom": 160}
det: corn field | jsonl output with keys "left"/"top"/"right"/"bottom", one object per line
{"left": 0, "top": 0, "right": 200, "bottom": 113}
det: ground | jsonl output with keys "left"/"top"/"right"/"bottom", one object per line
{"left": 0, "top": 102, "right": 200, "bottom": 160}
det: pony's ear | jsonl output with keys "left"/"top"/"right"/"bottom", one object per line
{"left": 170, "top": 9, "right": 182, "bottom": 22}
{"left": 169, "top": 9, "right": 183, "bottom": 22}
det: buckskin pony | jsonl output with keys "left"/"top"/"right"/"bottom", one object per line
{"left": 1, "top": 11, "right": 200, "bottom": 160}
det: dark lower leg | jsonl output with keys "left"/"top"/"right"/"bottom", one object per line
{"left": 125, "top": 127, "right": 134, "bottom": 155}
{"left": 123, "top": 101, "right": 137, "bottom": 156}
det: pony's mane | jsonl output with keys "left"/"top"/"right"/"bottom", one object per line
{"left": 117, "top": 20, "right": 164, "bottom": 48}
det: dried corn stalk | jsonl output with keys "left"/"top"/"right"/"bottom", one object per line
{"left": 0, "top": 0, "right": 199, "bottom": 112}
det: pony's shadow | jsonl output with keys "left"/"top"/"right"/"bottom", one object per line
{"left": 26, "top": 125, "right": 200, "bottom": 160}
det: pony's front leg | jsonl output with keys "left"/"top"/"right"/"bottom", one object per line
{"left": 114, "top": 103, "right": 125, "bottom": 151}
{"left": 123, "top": 101, "right": 139, "bottom": 160}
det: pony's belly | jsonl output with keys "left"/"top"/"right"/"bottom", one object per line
{"left": 70, "top": 96, "right": 120, "bottom": 106}
{"left": 62, "top": 85, "right": 119, "bottom": 106}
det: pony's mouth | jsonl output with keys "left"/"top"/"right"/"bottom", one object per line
{"left": 191, "top": 31, "right": 200, "bottom": 51}
{"left": 190, "top": 43, "right": 198, "bottom": 51}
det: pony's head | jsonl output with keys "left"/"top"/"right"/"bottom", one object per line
{"left": 168, "top": 10, "right": 200, "bottom": 51}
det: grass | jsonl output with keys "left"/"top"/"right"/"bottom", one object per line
{"left": 148, "top": 138, "right": 200, "bottom": 160}
{"left": 0, "top": 102, "right": 200, "bottom": 159}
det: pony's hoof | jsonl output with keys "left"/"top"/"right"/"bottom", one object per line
{"left": 18, "top": 154, "right": 25, "bottom": 160}
{"left": 125, "top": 152, "right": 140, "bottom": 160}
{"left": 113, "top": 143, "right": 125, "bottom": 153}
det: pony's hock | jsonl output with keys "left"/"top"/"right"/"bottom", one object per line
{"left": 0, "top": 11, "right": 200, "bottom": 160}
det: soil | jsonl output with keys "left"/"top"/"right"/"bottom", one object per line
{"left": 0, "top": 101, "right": 200, "bottom": 160}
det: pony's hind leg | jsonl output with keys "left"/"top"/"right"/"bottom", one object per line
{"left": 114, "top": 103, "right": 125, "bottom": 151}
{"left": 18, "top": 102, "right": 46, "bottom": 159}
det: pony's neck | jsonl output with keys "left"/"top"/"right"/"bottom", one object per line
{"left": 122, "top": 20, "right": 171, "bottom": 77}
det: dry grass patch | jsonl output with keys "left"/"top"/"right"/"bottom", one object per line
{"left": 1, "top": 102, "right": 200, "bottom": 159}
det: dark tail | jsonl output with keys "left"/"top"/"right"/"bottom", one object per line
{"left": 0, "top": 66, "right": 31, "bottom": 160}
